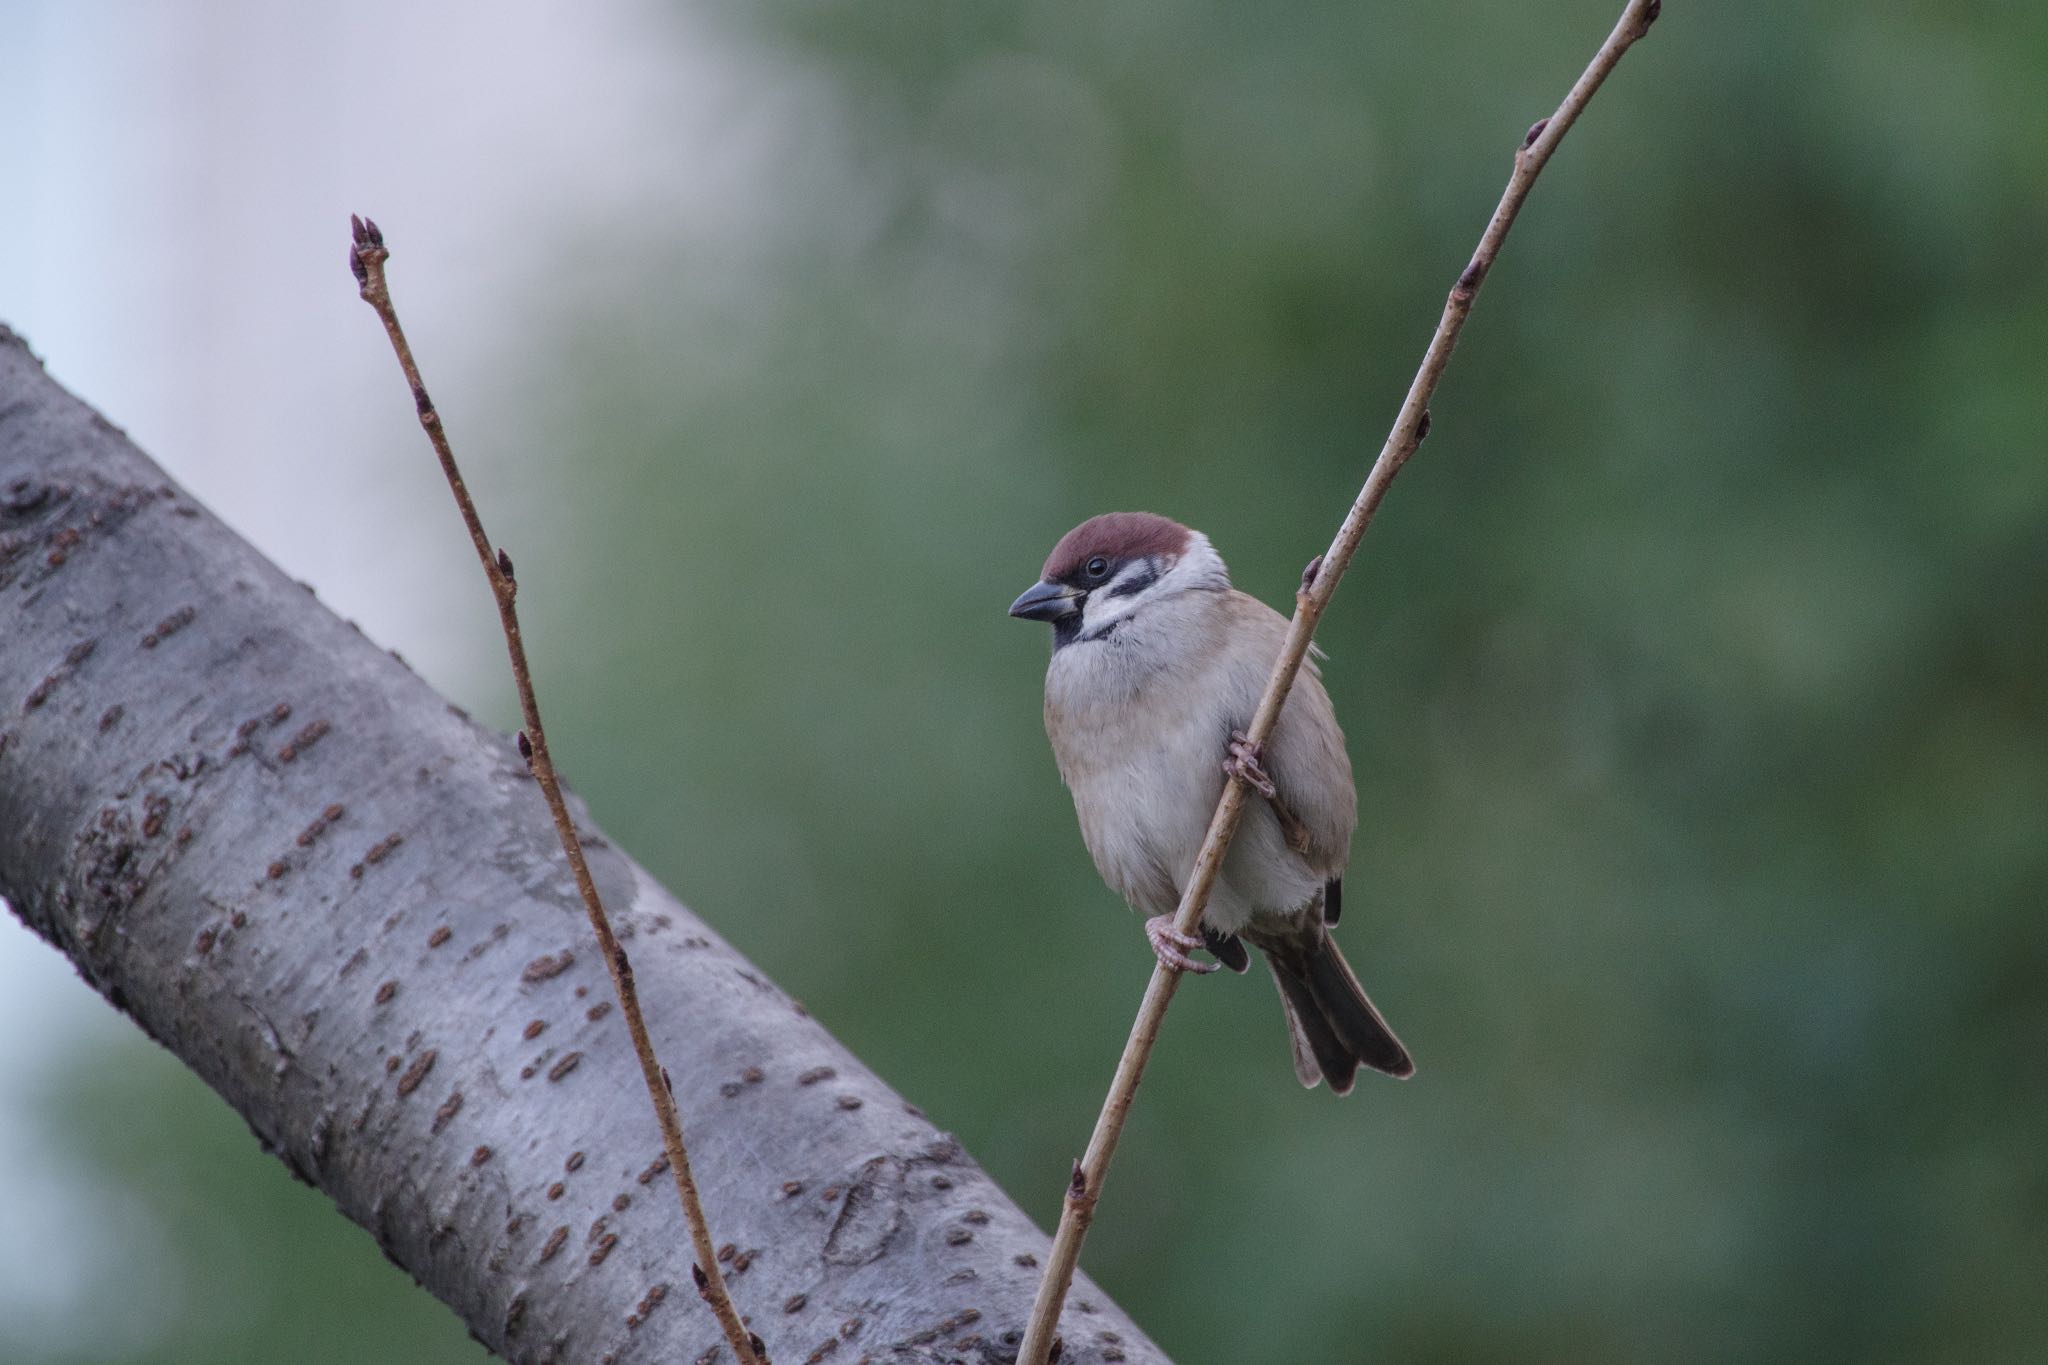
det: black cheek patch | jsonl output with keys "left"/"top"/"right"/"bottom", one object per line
{"left": 1104, "top": 562, "right": 1159, "bottom": 600}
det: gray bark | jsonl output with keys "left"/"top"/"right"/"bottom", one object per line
{"left": 0, "top": 325, "right": 1166, "bottom": 1365}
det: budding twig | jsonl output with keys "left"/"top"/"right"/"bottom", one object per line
{"left": 1015, "top": 3, "right": 1664, "bottom": 1360}
{"left": 348, "top": 216, "right": 764, "bottom": 1365}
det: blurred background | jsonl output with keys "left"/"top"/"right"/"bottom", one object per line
{"left": 3, "top": 0, "right": 2044, "bottom": 1361}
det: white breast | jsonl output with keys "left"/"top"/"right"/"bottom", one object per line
{"left": 1043, "top": 591, "right": 1326, "bottom": 933}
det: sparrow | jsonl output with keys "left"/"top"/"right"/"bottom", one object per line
{"left": 1009, "top": 512, "right": 1413, "bottom": 1091}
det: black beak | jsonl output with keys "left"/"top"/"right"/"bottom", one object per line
{"left": 1008, "top": 579, "right": 1080, "bottom": 622}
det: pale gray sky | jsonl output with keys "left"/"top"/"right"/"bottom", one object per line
{"left": 0, "top": 1, "right": 788, "bottom": 1344}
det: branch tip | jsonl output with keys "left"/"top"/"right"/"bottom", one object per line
{"left": 352, "top": 213, "right": 762, "bottom": 1365}
{"left": 1014, "top": 3, "right": 1656, "bottom": 1358}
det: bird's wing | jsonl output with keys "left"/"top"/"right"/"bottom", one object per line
{"left": 1221, "top": 590, "right": 1357, "bottom": 878}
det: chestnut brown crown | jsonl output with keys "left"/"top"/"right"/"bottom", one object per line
{"left": 1040, "top": 512, "right": 1193, "bottom": 583}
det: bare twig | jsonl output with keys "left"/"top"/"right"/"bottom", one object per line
{"left": 1016, "top": 3, "right": 1663, "bottom": 1360}
{"left": 348, "top": 217, "right": 766, "bottom": 1365}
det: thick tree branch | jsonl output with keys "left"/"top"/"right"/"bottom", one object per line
{"left": 0, "top": 326, "right": 1168, "bottom": 1365}
{"left": 1017, "top": 3, "right": 1664, "bottom": 1359}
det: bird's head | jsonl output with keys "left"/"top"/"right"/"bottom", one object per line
{"left": 1008, "top": 512, "right": 1230, "bottom": 649}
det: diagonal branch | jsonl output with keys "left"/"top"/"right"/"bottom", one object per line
{"left": 1016, "top": 2, "right": 1664, "bottom": 1359}
{"left": 348, "top": 217, "right": 764, "bottom": 1365}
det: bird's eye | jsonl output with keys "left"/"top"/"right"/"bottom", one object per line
{"left": 1085, "top": 556, "right": 1109, "bottom": 579}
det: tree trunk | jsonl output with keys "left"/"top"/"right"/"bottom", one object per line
{"left": 0, "top": 325, "right": 1166, "bottom": 1365}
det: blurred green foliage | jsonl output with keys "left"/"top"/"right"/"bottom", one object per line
{"left": 33, "top": 0, "right": 2048, "bottom": 1361}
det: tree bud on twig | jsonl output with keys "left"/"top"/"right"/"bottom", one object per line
{"left": 347, "top": 213, "right": 764, "bottom": 1363}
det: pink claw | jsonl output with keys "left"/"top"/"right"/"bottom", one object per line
{"left": 1223, "top": 731, "right": 1277, "bottom": 801}
{"left": 1145, "top": 914, "right": 1218, "bottom": 974}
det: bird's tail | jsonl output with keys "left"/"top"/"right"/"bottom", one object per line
{"left": 1258, "top": 930, "right": 1413, "bottom": 1094}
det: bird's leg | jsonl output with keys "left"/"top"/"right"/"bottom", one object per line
{"left": 1144, "top": 914, "right": 1218, "bottom": 974}
{"left": 1225, "top": 731, "right": 1314, "bottom": 855}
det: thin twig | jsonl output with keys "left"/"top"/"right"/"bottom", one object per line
{"left": 348, "top": 217, "right": 767, "bottom": 1365}
{"left": 1015, "top": 3, "right": 1663, "bottom": 1360}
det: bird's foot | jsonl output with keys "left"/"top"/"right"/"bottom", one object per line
{"left": 1145, "top": 914, "right": 1218, "bottom": 974}
{"left": 1223, "top": 730, "right": 1277, "bottom": 801}
{"left": 1226, "top": 730, "right": 1315, "bottom": 854}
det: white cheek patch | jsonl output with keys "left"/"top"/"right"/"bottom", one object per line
{"left": 1071, "top": 536, "right": 1229, "bottom": 644}
{"left": 1076, "top": 595, "right": 1133, "bottom": 639}
{"left": 1078, "top": 561, "right": 1157, "bottom": 638}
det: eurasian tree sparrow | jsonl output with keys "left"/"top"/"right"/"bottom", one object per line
{"left": 1010, "top": 512, "right": 1413, "bottom": 1091}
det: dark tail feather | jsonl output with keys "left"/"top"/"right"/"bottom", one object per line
{"left": 1268, "top": 960, "right": 1361, "bottom": 1094}
{"left": 1304, "top": 937, "right": 1414, "bottom": 1080}
{"left": 1258, "top": 931, "right": 1414, "bottom": 1088}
